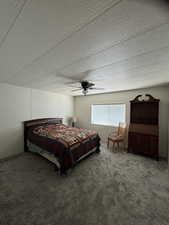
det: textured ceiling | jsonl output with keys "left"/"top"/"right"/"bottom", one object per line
{"left": 0, "top": 0, "right": 169, "bottom": 95}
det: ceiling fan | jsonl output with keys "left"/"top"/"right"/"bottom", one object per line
{"left": 71, "top": 80, "right": 104, "bottom": 95}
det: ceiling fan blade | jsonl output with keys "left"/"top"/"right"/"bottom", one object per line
{"left": 89, "top": 87, "right": 104, "bottom": 90}
{"left": 66, "top": 80, "right": 82, "bottom": 88}
{"left": 68, "top": 84, "right": 81, "bottom": 88}
{"left": 65, "top": 81, "right": 79, "bottom": 85}
{"left": 72, "top": 88, "right": 82, "bottom": 92}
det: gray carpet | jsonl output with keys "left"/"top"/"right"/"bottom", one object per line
{"left": 0, "top": 145, "right": 169, "bottom": 225}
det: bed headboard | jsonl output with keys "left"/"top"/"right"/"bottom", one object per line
{"left": 23, "top": 118, "right": 63, "bottom": 152}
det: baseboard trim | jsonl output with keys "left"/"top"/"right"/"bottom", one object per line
{"left": 0, "top": 152, "right": 23, "bottom": 162}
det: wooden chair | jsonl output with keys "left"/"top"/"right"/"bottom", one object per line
{"left": 107, "top": 122, "right": 127, "bottom": 151}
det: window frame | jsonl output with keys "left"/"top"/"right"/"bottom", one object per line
{"left": 90, "top": 103, "right": 126, "bottom": 127}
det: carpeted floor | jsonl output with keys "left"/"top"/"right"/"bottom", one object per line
{"left": 0, "top": 144, "right": 169, "bottom": 225}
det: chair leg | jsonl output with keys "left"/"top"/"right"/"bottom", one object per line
{"left": 117, "top": 142, "right": 120, "bottom": 151}
{"left": 112, "top": 142, "right": 115, "bottom": 151}
{"left": 107, "top": 139, "right": 109, "bottom": 149}
{"left": 123, "top": 141, "right": 125, "bottom": 152}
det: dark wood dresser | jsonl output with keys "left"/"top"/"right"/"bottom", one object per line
{"left": 128, "top": 94, "right": 160, "bottom": 160}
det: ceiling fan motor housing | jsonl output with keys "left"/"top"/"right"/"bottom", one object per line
{"left": 81, "top": 80, "right": 94, "bottom": 90}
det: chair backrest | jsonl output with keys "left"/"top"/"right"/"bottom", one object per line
{"left": 117, "top": 122, "right": 127, "bottom": 137}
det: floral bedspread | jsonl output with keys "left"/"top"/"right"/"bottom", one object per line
{"left": 33, "top": 124, "right": 98, "bottom": 148}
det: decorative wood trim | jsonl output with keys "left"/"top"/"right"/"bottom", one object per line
{"left": 131, "top": 94, "right": 159, "bottom": 103}
{"left": 145, "top": 94, "right": 160, "bottom": 102}
{"left": 131, "top": 95, "right": 142, "bottom": 102}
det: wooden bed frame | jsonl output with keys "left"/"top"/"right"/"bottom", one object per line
{"left": 23, "top": 118, "right": 100, "bottom": 175}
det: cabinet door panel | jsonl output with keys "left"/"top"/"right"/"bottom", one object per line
{"left": 128, "top": 132, "right": 158, "bottom": 159}
{"left": 150, "top": 136, "right": 158, "bottom": 157}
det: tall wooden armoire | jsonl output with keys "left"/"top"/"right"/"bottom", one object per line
{"left": 128, "top": 94, "right": 160, "bottom": 160}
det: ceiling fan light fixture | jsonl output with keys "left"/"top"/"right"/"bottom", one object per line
{"left": 82, "top": 89, "right": 88, "bottom": 96}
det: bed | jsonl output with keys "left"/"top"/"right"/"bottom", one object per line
{"left": 24, "top": 118, "right": 100, "bottom": 175}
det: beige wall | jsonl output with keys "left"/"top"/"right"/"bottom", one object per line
{"left": 0, "top": 84, "right": 30, "bottom": 159}
{"left": 75, "top": 86, "right": 169, "bottom": 158}
{"left": 31, "top": 89, "right": 74, "bottom": 124}
{"left": 0, "top": 83, "right": 74, "bottom": 159}
{"left": 168, "top": 121, "right": 169, "bottom": 165}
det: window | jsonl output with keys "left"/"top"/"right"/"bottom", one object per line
{"left": 91, "top": 104, "right": 126, "bottom": 126}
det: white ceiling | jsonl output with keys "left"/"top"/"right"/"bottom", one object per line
{"left": 0, "top": 0, "right": 169, "bottom": 95}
